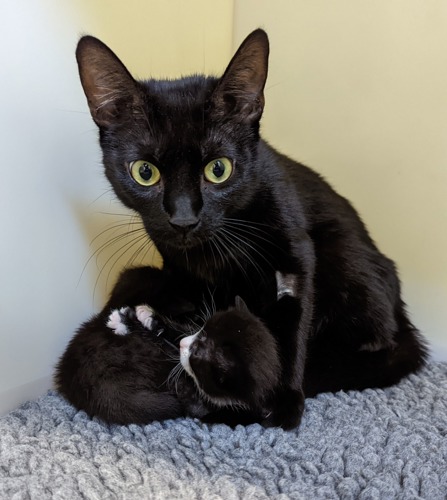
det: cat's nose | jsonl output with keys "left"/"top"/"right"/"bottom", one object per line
{"left": 168, "top": 194, "right": 201, "bottom": 234}
{"left": 169, "top": 215, "right": 199, "bottom": 233}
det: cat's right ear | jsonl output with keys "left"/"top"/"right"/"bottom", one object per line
{"left": 76, "top": 36, "right": 143, "bottom": 128}
{"left": 235, "top": 296, "right": 250, "bottom": 313}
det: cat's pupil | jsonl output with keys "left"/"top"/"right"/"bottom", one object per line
{"left": 139, "top": 163, "right": 152, "bottom": 181}
{"left": 213, "top": 160, "right": 225, "bottom": 178}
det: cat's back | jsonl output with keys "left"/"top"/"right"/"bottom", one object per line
{"left": 264, "top": 141, "right": 374, "bottom": 242}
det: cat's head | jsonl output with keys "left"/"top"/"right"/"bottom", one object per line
{"left": 179, "top": 297, "right": 280, "bottom": 409}
{"left": 76, "top": 30, "right": 270, "bottom": 259}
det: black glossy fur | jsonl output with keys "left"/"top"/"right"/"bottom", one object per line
{"left": 55, "top": 29, "right": 427, "bottom": 429}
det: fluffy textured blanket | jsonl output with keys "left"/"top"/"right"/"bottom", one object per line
{"left": 1, "top": 363, "right": 446, "bottom": 499}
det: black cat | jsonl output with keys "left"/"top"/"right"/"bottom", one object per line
{"left": 55, "top": 29, "right": 427, "bottom": 429}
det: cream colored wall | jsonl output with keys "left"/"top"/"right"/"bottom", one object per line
{"left": 0, "top": 0, "right": 233, "bottom": 415}
{"left": 234, "top": 1, "right": 447, "bottom": 359}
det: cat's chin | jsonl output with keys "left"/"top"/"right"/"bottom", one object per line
{"left": 157, "top": 232, "right": 206, "bottom": 252}
{"left": 164, "top": 238, "right": 200, "bottom": 251}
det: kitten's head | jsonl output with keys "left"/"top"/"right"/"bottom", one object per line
{"left": 76, "top": 30, "right": 270, "bottom": 260}
{"left": 179, "top": 297, "right": 280, "bottom": 409}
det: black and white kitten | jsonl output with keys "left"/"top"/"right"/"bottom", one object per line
{"left": 55, "top": 29, "right": 427, "bottom": 429}
{"left": 71, "top": 273, "right": 291, "bottom": 426}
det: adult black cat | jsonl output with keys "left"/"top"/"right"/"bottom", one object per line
{"left": 55, "top": 29, "right": 427, "bottom": 429}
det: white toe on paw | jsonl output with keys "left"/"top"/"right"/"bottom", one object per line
{"left": 135, "top": 304, "right": 154, "bottom": 330}
{"left": 106, "top": 308, "right": 129, "bottom": 335}
{"left": 276, "top": 271, "right": 297, "bottom": 298}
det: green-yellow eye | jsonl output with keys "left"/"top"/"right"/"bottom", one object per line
{"left": 204, "top": 157, "right": 233, "bottom": 184}
{"left": 129, "top": 160, "right": 161, "bottom": 186}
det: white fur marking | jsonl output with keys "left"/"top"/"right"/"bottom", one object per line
{"left": 135, "top": 304, "right": 154, "bottom": 330}
{"left": 276, "top": 271, "right": 297, "bottom": 298}
{"left": 106, "top": 308, "right": 129, "bottom": 335}
{"left": 180, "top": 331, "right": 249, "bottom": 410}
{"left": 179, "top": 332, "right": 200, "bottom": 379}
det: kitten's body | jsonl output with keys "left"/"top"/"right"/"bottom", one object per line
{"left": 55, "top": 30, "right": 427, "bottom": 429}
{"left": 58, "top": 289, "right": 283, "bottom": 426}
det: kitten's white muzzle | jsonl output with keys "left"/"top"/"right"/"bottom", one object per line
{"left": 180, "top": 332, "right": 200, "bottom": 377}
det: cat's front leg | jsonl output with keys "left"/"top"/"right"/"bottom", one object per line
{"left": 265, "top": 253, "right": 314, "bottom": 428}
{"left": 262, "top": 292, "right": 307, "bottom": 429}
{"left": 262, "top": 386, "right": 305, "bottom": 430}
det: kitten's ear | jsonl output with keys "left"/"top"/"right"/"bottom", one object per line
{"left": 211, "top": 29, "right": 269, "bottom": 123}
{"left": 76, "top": 36, "right": 143, "bottom": 128}
{"left": 235, "top": 296, "right": 249, "bottom": 313}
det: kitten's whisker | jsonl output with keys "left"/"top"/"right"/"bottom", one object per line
{"left": 208, "top": 286, "right": 217, "bottom": 316}
{"left": 166, "top": 362, "right": 183, "bottom": 390}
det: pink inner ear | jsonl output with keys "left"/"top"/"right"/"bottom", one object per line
{"left": 76, "top": 35, "right": 141, "bottom": 127}
{"left": 210, "top": 29, "right": 269, "bottom": 123}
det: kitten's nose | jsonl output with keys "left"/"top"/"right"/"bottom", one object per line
{"left": 180, "top": 334, "right": 197, "bottom": 350}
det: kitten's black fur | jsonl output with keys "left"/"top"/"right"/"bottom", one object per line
{"left": 178, "top": 294, "right": 285, "bottom": 426}
{"left": 57, "top": 289, "right": 284, "bottom": 426}
{"left": 55, "top": 29, "right": 427, "bottom": 429}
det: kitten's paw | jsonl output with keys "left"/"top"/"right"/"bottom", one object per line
{"left": 262, "top": 388, "right": 304, "bottom": 430}
{"left": 106, "top": 307, "right": 130, "bottom": 335}
{"left": 135, "top": 304, "right": 155, "bottom": 330}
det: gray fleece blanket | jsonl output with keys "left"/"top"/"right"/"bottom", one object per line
{"left": 1, "top": 362, "right": 446, "bottom": 499}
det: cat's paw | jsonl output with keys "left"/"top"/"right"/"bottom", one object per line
{"left": 276, "top": 271, "right": 297, "bottom": 299}
{"left": 106, "top": 307, "right": 131, "bottom": 335}
{"left": 135, "top": 304, "right": 155, "bottom": 330}
{"left": 262, "top": 388, "right": 304, "bottom": 430}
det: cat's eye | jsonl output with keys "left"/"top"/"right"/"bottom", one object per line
{"left": 129, "top": 160, "right": 161, "bottom": 186}
{"left": 204, "top": 157, "right": 233, "bottom": 184}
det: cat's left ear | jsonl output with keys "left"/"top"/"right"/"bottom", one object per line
{"left": 211, "top": 29, "right": 269, "bottom": 124}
